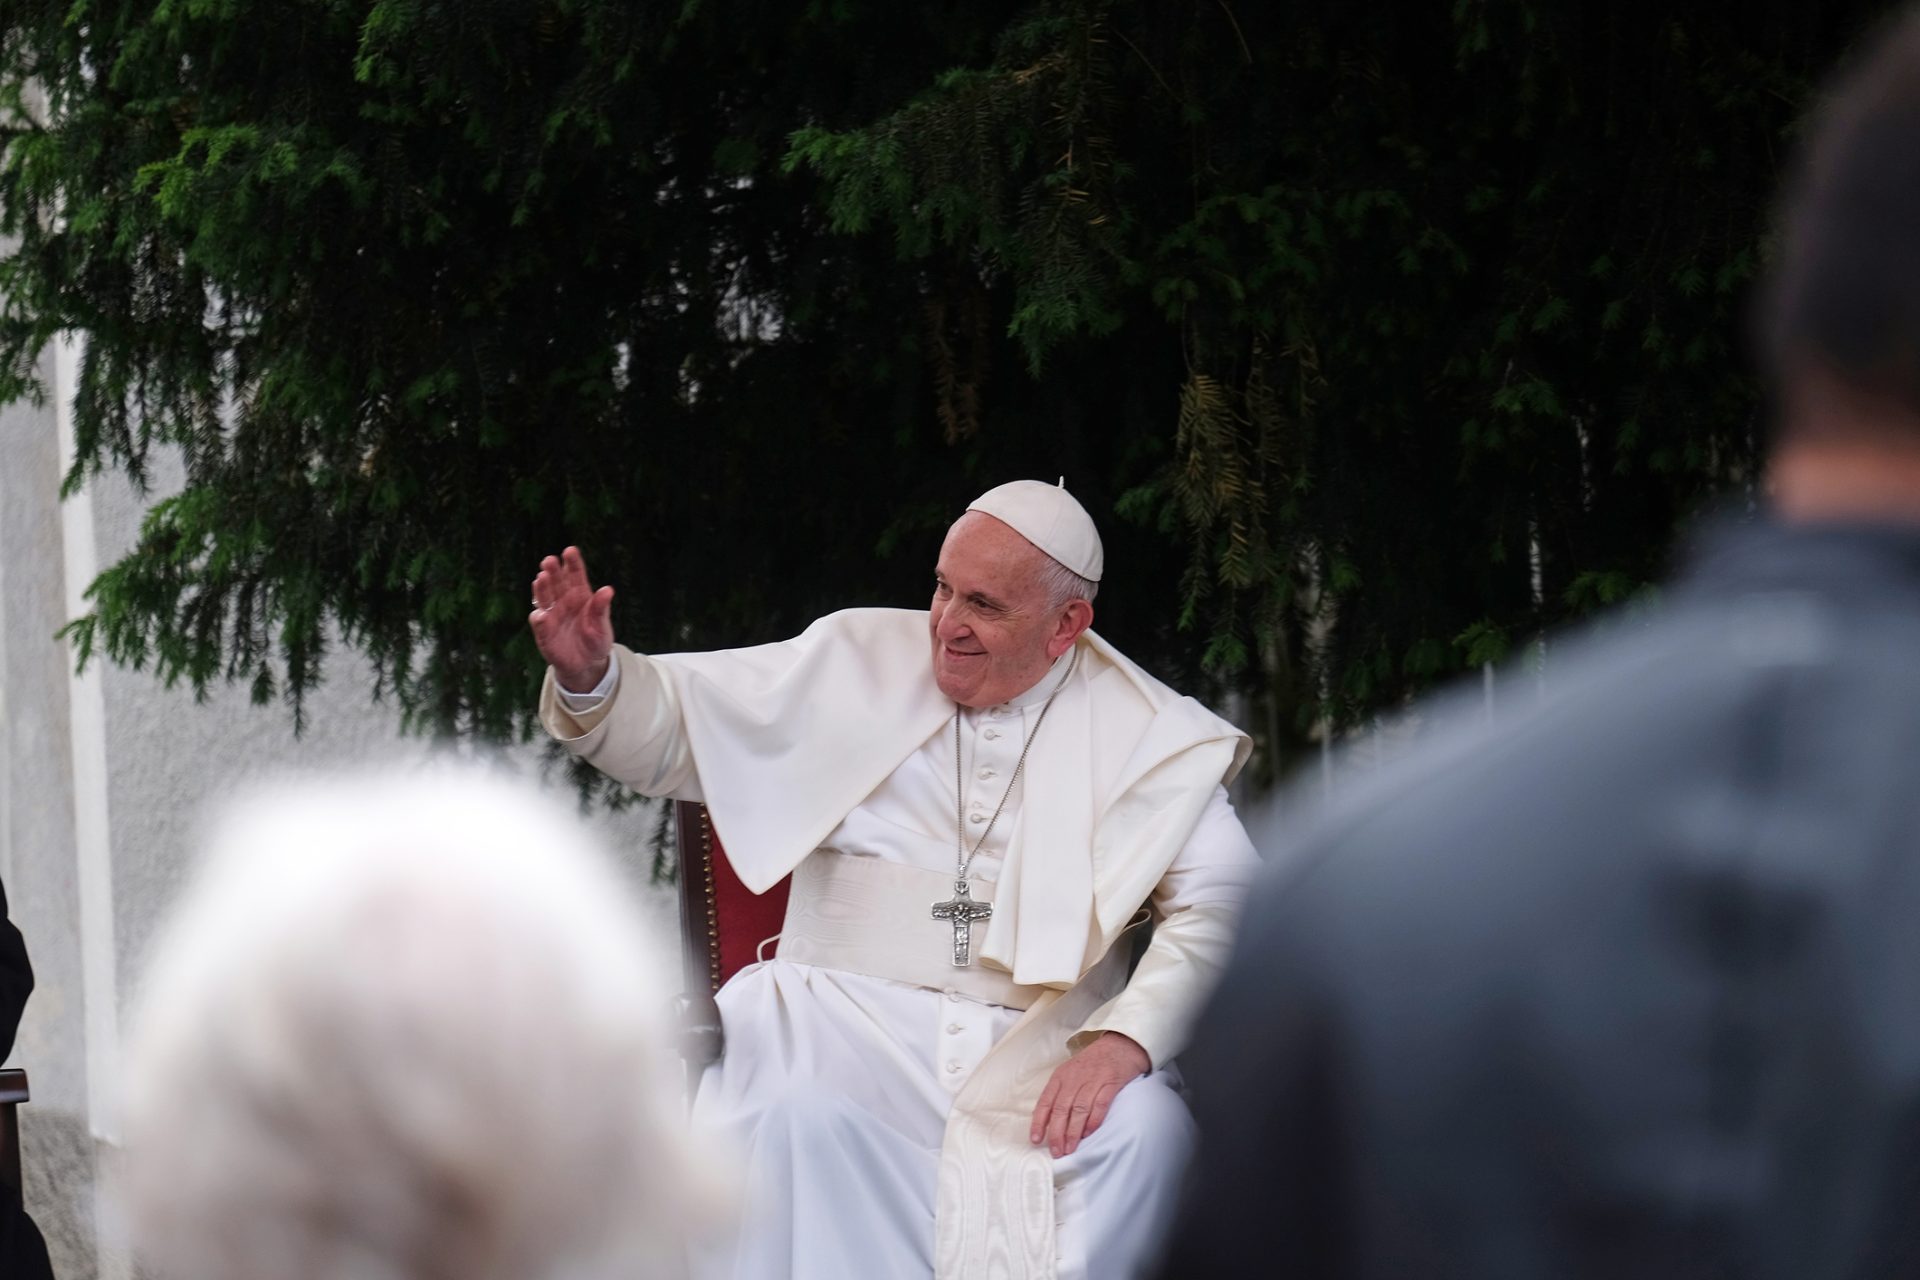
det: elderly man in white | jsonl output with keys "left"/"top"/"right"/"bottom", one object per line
{"left": 531, "top": 481, "right": 1260, "bottom": 1280}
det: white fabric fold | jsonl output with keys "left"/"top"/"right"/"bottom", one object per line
{"left": 646, "top": 609, "right": 1248, "bottom": 989}
{"left": 652, "top": 610, "right": 952, "bottom": 893}
{"left": 988, "top": 654, "right": 1096, "bottom": 985}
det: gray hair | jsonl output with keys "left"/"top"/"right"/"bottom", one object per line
{"left": 120, "top": 767, "right": 729, "bottom": 1280}
{"left": 1036, "top": 553, "right": 1100, "bottom": 610}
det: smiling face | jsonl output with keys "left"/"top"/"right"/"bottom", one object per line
{"left": 929, "top": 512, "right": 1094, "bottom": 707}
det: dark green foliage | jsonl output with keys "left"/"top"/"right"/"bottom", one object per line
{"left": 790, "top": 1, "right": 1895, "bottom": 776}
{"left": 0, "top": 0, "right": 1894, "bottom": 784}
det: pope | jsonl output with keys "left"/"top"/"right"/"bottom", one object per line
{"left": 530, "top": 480, "right": 1260, "bottom": 1280}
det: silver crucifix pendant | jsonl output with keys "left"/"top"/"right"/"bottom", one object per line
{"left": 930, "top": 879, "right": 993, "bottom": 967}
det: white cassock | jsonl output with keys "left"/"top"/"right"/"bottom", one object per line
{"left": 542, "top": 609, "right": 1259, "bottom": 1280}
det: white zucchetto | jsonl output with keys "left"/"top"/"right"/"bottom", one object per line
{"left": 966, "top": 479, "right": 1104, "bottom": 582}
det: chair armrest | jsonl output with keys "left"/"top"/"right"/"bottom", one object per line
{"left": 0, "top": 1068, "right": 26, "bottom": 1195}
{"left": 674, "top": 992, "right": 723, "bottom": 1106}
{"left": 675, "top": 993, "right": 724, "bottom": 1067}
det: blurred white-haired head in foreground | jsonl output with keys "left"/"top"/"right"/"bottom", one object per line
{"left": 120, "top": 767, "right": 727, "bottom": 1280}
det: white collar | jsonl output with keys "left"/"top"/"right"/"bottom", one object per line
{"left": 997, "top": 646, "right": 1078, "bottom": 711}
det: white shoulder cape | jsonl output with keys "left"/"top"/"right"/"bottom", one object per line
{"left": 652, "top": 607, "right": 1249, "bottom": 988}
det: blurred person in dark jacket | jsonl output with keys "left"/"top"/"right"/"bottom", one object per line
{"left": 0, "top": 879, "right": 54, "bottom": 1280}
{"left": 0, "top": 883, "right": 28, "bottom": 1061}
{"left": 1155, "top": 11, "right": 1920, "bottom": 1279}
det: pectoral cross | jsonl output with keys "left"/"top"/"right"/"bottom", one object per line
{"left": 931, "top": 880, "right": 993, "bottom": 967}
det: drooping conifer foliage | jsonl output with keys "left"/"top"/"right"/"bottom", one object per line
{"left": 0, "top": 1, "right": 1892, "bottom": 777}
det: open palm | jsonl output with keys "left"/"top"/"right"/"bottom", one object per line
{"left": 530, "top": 546, "right": 617, "bottom": 691}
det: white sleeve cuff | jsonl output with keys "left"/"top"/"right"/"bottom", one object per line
{"left": 555, "top": 659, "right": 620, "bottom": 710}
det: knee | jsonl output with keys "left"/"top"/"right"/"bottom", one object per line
{"left": 1095, "top": 1072, "right": 1196, "bottom": 1157}
{"left": 697, "top": 1080, "right": 851, "bottom": 1154}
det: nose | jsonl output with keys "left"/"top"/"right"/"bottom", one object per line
{"left": 936, "top": 601, "right": 973, "bottom": 642}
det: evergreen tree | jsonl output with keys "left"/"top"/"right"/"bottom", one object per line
{"left": 0, "top": 0, "right": 1893, "bottom": 782}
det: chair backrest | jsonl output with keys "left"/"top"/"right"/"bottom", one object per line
{"left": 0, "top": 1069, "right": 27, "bottom": 1194}
{"left": 673, "top": 801, "right": 791, "bottom": 995}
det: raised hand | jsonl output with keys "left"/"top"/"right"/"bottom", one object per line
{"left": 529, "top": 546, "right": 617, "bottom": 692}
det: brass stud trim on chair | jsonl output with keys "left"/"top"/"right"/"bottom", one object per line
{"left": 700, "top": 806, "right": 723, "bottom": 995}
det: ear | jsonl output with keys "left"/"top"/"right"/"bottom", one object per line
{"left": 1046, "top": 599, "right": 1094, "bottom": 659}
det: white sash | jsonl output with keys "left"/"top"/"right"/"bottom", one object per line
{"left": 777, "top": 851, "right": 1041, "bottom": 1010}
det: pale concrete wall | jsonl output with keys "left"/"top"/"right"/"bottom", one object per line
{"left": 2, "top": 344, "right": 103, "bottom": 1279}
{"left": 1, "top": 347, "right": 680, "bottom": 1279}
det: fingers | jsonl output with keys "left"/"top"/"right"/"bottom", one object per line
{"left": 528, "top": 600, "right": 564, "bottom": 661}
{"left": 1059, "top": 1097, "right": 1090, "bottom": 1159}
{"left": 562, "top": 545, "right": 593, "bottom": 595}
{"left": 531, "top": 548, "right": 603, "bottom": 615}
{"left": 1059, "top": 1090, "right": 1105, "bottom": 1159}
{"left": 580, "top": 586, "right": 616, "bottom": 658}
{"left": 1057, "top": 1078, "right": 1128, "bottom": 1157}
{"left": 1082, "top": 1082, "right": 1121, "bottom": 1143}
{"left": 1035, "top": 1069, "right": 1132, "bottom": 1157}
{"left": 1046, "top": 1091, "right": 1071, "bottom": 1157}
{"left": 1031, "top": 1074, "right": 1063, "bottom": 1146}
{"left": 532, "top": 554, "right": 564, "bottom": 612}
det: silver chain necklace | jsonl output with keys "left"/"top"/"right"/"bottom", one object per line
{"left": 930, "top": 649, "right": 1078, "bottom": 967}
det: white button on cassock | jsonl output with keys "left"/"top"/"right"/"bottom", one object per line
{"left": 969, "top": 812, "right": 985, "bottom": 824}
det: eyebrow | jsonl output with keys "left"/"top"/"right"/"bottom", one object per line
{"left": 934, "top": 572, "right": 1008, "bottom": 612}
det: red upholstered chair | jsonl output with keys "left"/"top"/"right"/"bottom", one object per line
{"left": 673, "top": 801, "right": 791, "bottom": 1091}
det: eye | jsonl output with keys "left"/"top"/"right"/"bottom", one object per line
{"left": 934, "top": 580, "right": 952, "bottom": 597}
